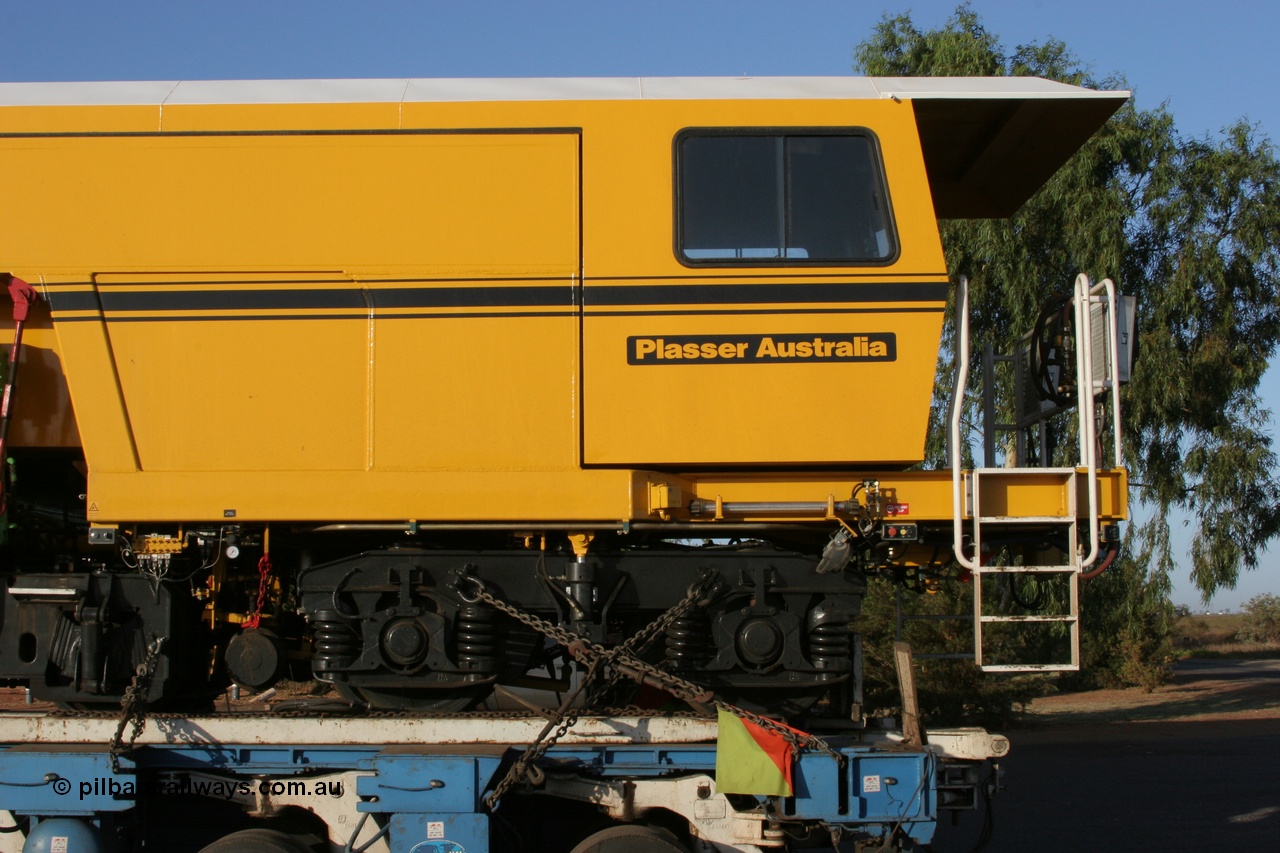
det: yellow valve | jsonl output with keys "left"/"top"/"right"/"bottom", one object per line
{"left": 137, "top": 535, "right": 184, "bottom": 555}
{"left": 567, "top": 532, "right": 594, "bottom": 558}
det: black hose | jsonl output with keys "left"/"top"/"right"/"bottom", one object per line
{"left": 1079, "top": 542, "right": 1119, "bottom": 580}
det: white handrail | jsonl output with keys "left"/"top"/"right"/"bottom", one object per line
{"left": 951, "top": 272, "right": 1122, "bottom": 573}
{"left": 1073, "top": 273, "right": 1100, "bottom": 568}
{"left": 1095, "top": 278, "right": 1124, "bottom": 467}
{"left": 951, "top": 276, "right": 981, "bottom": 571}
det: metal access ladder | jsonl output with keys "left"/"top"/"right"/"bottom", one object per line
{"left": 962, "top": 467, "right": 1083, "bottom": 670}
{"left": 946, "top": 274, "right": 1127, "bottom": 672}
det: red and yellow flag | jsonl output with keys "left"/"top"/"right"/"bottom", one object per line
{"left": 715, "top": 709, "right": 796, "bottom": 796}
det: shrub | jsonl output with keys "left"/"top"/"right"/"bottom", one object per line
{"left": 1236, "top": 594, "right": 1280, "bottom": 644}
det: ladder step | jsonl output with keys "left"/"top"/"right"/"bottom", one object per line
{"left": 973, "top": 565, "right": 1077, "bottom": 574}
{"left": 979, "top": 615, "right": 1076, "bottom": 624}
{"left": 901, "top": 613, "right": 974, "bottom": 622}
{"left": 973, "top": 467, "right": 1078, "bottom": 475}
{"left": 980, "top": 664, "right": 1080, "bottom": 673}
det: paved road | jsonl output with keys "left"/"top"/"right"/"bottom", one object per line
{"left": 928, "top": 659, "right": 1280, "bottom": 852}
{"left": 1173, "top": 657, "right": 1280, "bottom": 678}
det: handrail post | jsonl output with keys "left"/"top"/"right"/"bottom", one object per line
{"left": 1096, "top": 278, "right": 1123, "bottom": 468}
{"left": 1073, "top": 274, "right": 1100, "bottom": 568}
{"left": 951, "top": 276, "right": 980, "bottom": 571}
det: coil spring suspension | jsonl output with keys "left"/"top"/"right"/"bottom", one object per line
{"left": 312, "top": 610, "right": 361, "bottom": 674}
{"left": 664, "top": 611, "right": 712, "bottom": 671}
{"left": 809, "top": 620, "right": 851, "bottom": 670}
{"left": 454, "top": 605, "right": 500, "bottom": 673}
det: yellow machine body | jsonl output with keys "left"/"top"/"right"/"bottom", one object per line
{"left": 0, "top": 78, "right": 1128, "bottom": 527}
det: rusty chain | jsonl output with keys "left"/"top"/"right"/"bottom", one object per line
{"left": 474, "top": 571, "right": 719, "bottom": 809}
{"left": 110, "top": 635, "right": 166, "bottom": 773}
{"left": 456, "top": 568, "right": 841, "bottom": 810}
{"left": 482, "top": 656, "right": 602, "bottom": 810}
{"left": 597, "top": 642, "right": 839, "bottom": 763}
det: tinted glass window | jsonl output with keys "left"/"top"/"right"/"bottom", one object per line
{"left": 679, "top": 132, "right": 895, "bottom": 264}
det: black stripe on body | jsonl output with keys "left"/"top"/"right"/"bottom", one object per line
{"left": 44, "top": 279, "right": 948, "bottom": 319}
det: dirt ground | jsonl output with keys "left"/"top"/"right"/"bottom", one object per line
{"left": 932, "top": 658, "right": 1280, "bottom": 852}
{"left": 1015, "top": 657, "right": 1280, "bottom": 726}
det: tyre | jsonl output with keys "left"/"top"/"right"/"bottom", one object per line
{"left": 197, "top": 828, "right": 313, "bottom": 853}
{"left": 569, "top": 824, "right": 689, "bottom": 853}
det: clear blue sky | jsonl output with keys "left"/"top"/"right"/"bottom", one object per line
{"left": 3, "top": 0, "right": 1276, "bottom": 609}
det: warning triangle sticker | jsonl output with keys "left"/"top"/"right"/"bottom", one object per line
{"left": 88, "top": 502, "right": 99, "bottom": 512}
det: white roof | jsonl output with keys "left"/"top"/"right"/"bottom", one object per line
{"left": 0, "top": 76, "right": 1129, "bottom": 219}
{"left": 0, "top": 76, "right": 1126, "bottom": 107}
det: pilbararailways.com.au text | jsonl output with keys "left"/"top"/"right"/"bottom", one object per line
{"left": 54, "top": 776, "right": 343, "bottom": 801}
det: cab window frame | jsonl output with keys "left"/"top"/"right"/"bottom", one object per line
{"left": 673, "top": 126, "right": 899, "bottom": 268}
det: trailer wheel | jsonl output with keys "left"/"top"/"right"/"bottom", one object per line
{"left": 197, "top": 828, "right": 313, "bottom": 853}
{"left": 569, "top": 825, "right": 689, "bottom": 853}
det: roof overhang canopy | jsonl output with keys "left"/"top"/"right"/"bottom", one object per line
{"left": 870, "top": 77, "right": 1130, "bottom": 218}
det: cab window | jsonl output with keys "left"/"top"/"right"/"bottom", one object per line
{"left": 677, "top": 130, "right": 896, "bottom": 265}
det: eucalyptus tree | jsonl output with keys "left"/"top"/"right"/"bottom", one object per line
{"left": 855, "top": 6, "right": 1280, "bottom": 685}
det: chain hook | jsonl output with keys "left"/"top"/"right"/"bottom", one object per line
{"left": 453, "top": 570, "right": 486, "bottom": 604}
{"left": 687, "top": 567, "right": 724, "bottom": 606}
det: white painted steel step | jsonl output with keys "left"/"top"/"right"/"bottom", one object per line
{"left": 967, "top": 466, "right": 1082, "bottom": 671}
{"left": 978, "top": 614, "right": 1075, "bottom": 623}
{"left": 974, "top": 565, "right": 1077, "bottom": 574}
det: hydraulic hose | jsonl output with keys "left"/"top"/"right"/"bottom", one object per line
{"left": 1079, "top": 542, "right": 1119, "bottom": 580}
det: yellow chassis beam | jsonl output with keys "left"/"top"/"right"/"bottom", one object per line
{"left": 650, "top": 468, "right": 1126, "bottom": 525}
{"left": 87, "top": 467, "right": 1125, "bottom": 529}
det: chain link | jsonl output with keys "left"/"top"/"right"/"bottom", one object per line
{"left": 110, "top": 636, "right": 166, "bottom": 774}
{"left": 601, "top": 645, "right": 839, "bottom": 760}
{"left": 483, "top": 657, "right": 601, "bottom": 810}
{"left": 457, "top": 569, "right": 841, "bottom": 810}
{"left": 243, "top": 554, "right": 273, "bottom": 630}
{"left": 474, "top": 572, "right": 719, "bottom": 810}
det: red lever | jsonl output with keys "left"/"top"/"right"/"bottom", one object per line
{"left": 0, "top": 273, "right": 41, "bottom": 514}
{"left": 5, "top": 274, "right": 37, "bottom": 323}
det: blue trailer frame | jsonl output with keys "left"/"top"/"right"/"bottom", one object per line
{"left": 0, "top": 715, "right": 1004, "bottom": 852}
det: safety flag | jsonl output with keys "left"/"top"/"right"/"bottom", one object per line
{"left": 715, "top": 708, "right": 795, "bottom": 796}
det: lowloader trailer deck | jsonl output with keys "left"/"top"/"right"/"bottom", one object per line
{"left": 0, "top": 711, "right": 1006, "bottom": 852}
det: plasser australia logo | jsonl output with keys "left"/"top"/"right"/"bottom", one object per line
{"left": 627, "top": 333, "right": 896, "bottom": 365}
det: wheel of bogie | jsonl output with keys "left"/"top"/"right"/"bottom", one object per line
{"left": 570, "top": 825, "right": 689, "bottom": 853}
{"left": 332, "top": 680, "right": 490, "bottom": 713}
{"left": 197, "top": 828, "right": 313, "bottom": 853}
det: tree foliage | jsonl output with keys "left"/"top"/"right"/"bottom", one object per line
{"left": 855, "top": 5, "right": 1280, "bottom": 602}
{"left": 847, "top": 6, "right": 1280, "bottom": 701}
